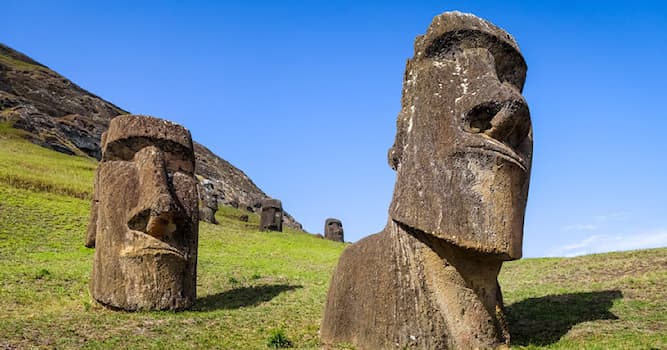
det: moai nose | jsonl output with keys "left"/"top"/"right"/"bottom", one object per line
{"left": 127, "top": 146, "right": 182, "bottom": 240}
{"left": 460, "top": 48, "right": 531, "bottom": 150}
{"left": 464, "top": 98, "right": 530, "bottom": 150}
{"left": 145, "top": 195, "right": 179, "bottom": 239}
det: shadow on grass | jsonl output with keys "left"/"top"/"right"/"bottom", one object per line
{"left": 193, "top": 284, "right": 303, "bottom": 311}
{"left": 506, "top": 290, "right": 622, "bottom": 346}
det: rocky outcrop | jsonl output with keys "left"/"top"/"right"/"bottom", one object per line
{"left": 0, "top": 43, "right": 303, "bottom": 230}
{"left": 0, "top": 44, "right": 125, "bottom": 159}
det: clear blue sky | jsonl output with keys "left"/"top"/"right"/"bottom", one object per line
{"left": 3, "top": 0, "right": 666, "bottom": 257}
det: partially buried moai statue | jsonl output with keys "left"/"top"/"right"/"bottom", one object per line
{"left": 260, "top": 198, "right": 283, "bottom": 232}
{"left": 321, "top": 12, "right": 532, "bottom": 349}
{"left": 324, "top": 218, "right": 344, "bottom": 242}
{"left": 198, "top": 180, "right": 219, "bottom": 224}
{"left": 85, "top": 115, "right": 199, "bottom": 311}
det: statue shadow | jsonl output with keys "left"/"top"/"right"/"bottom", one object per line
{"left": 192, "top": 284, "right": 303, "bottom": 311}
{"left": 506, "top": 290, "right": 622, "bottom": 346}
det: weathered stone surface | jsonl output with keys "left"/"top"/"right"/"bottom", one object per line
{"left": 0, "top": 43, "right": 304, "bottom": 230}
{"left": 86, "top": 115, "right": 199, "bottom": 311}
{"left": 321, "top": 11, "right": 532, "bottom": 349}
{"left": 260, "top": 198, "right": 283, "bottom": 232}
{"left": 198, "top": 180, "right": 219, "bottom": 224}
{"left": 324, "top": 218, "right": 344, "bottom": 242}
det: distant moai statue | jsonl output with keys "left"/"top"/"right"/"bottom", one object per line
{"left": 321, "top": 12, "right": 532, "bottom": 349}
{"left": 260, "top": 198, "right": 283, "bottom": 232}
{"left": 198, "top": 180, "right": 219, "bottom": 224}
{"left": 324, "top": 218, "right": 344, "bottom": 242}
{"left": 85, "top": 115, "right": 199, "bottom": 311}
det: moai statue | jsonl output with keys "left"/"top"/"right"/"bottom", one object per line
{"left": 85, "top": 115, "right": 199, "bottom": 311}
{"left": 198, "top": 180, "right": 219, "bottom": 224}
{"left": 260, "top": 198, "right": 283, "bottom": 232}
{"left": 324, "top": 218, "right": 344, "bottom": 242}
{"left": 321, "top": 12, "right": 532, "bottom": 349}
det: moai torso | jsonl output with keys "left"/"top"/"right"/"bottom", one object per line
{"left": 324, "top": 218, "right": 344, "bottom": 242}
{"left": 260, "top": 198, "right": 283, "bottom": 232}
{"left": 86, "top": 115, "right": 199, "bottom": 311}
{"left": 321, "top": 11, "right": 532, "bottom": 349}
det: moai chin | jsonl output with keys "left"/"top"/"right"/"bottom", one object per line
{"left": 324, "top": 218, "right": 344, "bottom": 242}
{"left": 260, "top": 198, "right": 283, "bottom": 232}
{"left": 85, "top": 115, "right": 199, "bottom": 311}
{"left": 321, "top": 12, "right": 532, "bottom": 349}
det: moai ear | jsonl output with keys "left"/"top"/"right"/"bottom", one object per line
{"left": 388, "top": 105, "right": 409, "bottom": 170}
{"left": 388, "top": 130, "right": 404, "bottom": 171}
{"left": 84, "top": 167, "right": 100, "bottom": 248}
{"left": 388, "top": 59, "right": 415, "bottom": 171}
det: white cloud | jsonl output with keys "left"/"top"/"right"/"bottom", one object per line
{"left": 563, "top": 223, "right": 598, "bottom": 231}
{"left": 561, "top": 212, "right": 629, "bottom": 232}
{"left": 548, "top": 228, "right": 667, "bottom": 257}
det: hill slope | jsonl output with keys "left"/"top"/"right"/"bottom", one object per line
{"left": 0, "top": 125, "right": 666, "bottom": 348}
{"left": 0, "top": 43, "right": 301, "bottom": 229}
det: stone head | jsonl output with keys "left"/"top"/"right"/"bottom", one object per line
{"left": 88, "top": 114, "right": 199, "bottom": 310}
{"left": 388, "top": 12, "right": 532, "bottom": 260}
{"left": 260, "top": 198, "right": 283, "bottom": 232}
{"left": 324, "top": 218, "right": 344, "bottom": 242}
{"left": 198, "top": 180, "right": 218, "bottom": 209}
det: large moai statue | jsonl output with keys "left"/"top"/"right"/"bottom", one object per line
{"left": 198, "top": 180, "right": 219, "bottom": 224}
{"left": 85, "top": 115, "right": 199, "bottom": 311}
{"left": 321, "top": 12, "right": 532, "bottom": 349}
{"left": 324, "top": 218, "right": 344, "bottom": 242}
{"left": 260, "top": 198, "right": 283, "bottom": 232}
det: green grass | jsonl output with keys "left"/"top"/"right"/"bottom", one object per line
{"left": 0, "top": 53, "right": 47, "bottom": 72}
{"left": 0, "top": 126, "right": 665, "bottom": 349}
{"left": 500, "top": 249, "right": 667, "bottom": 349}
{"left": 0, "top": 123, "right": 95, "bottom": 199}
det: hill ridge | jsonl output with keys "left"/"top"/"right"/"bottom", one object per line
{"left": 0, "top": 43, "right": 302, "bottom": 229}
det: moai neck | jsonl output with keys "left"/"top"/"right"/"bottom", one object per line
{"left": 389, "top": 220, "right": 509, "bottom": 348}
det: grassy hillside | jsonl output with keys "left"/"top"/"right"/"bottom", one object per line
{"left": 0, "top": 125, "right": 665, "bottom": 349}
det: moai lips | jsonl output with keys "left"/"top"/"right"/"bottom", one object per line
{"left": 86, "top": 115, "right": 199, "bottom": 311}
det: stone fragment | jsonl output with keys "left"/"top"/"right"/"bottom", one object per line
{"left": 260, "top": 198, "right": 283, "bottom": 232}
{"left": 324, "top": 218, "right": 344, "bottom": 242}
{"left": 86, "top": 115, "right": 199, "bottom": 311}
{"left": 321, "top": 11, "right": 532, "bottom": 349}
